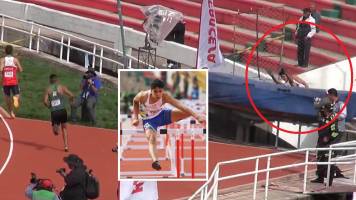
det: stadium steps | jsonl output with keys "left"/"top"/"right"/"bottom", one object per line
{"left": 123, "top": 0, "right": 349, "bottom": 68}
{"left": 187, "top": 0, "right": 356, "bottom": 40}
{"left": 168, "top": 0, "right": 356, "bottom": 56}
{"left": 268, "top": 0, "right": 356, "bottom": 23}
{"left": 122, "top": 0, "right": 338, "bottom": 72}
{"left": 18, "top": 0, "right": 354, "bottom": 72}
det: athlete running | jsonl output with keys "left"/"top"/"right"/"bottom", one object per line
{"left": 0, "top": 45, "right": 23, "bottom": 118}
{"left": 132, "top": 79, "right": 205, "bottom": 170}
{"left": 43, "top": 74, "right": 74, "bottom": 152}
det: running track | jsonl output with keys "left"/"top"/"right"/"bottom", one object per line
{"left": 119, "top": 141, "right": 311, "bottom": 200}
{"left": 0, "top": 117, "right": 117, "bottom": 200}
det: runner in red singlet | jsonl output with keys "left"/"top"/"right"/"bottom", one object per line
{"left": 0, "top": 45, "right": 23, "bottom": 118}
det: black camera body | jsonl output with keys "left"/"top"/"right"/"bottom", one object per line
{"left": 56, "top": 168, "right": 66, "bottom": 174}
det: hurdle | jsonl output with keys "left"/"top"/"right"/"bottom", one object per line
{"left": 120, "top": 121, "right": 206, "bottom": 178}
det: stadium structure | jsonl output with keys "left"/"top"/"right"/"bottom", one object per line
{"left": 1, "top": 0, "right": 356, "bottom": 199}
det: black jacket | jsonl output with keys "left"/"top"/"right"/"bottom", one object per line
{"left": 60, "top": 166, "right": 87, "bottom": 200}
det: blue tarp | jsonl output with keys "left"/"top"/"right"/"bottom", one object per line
{"left": 209, "top": 72, "right": 356, "bottom": 122}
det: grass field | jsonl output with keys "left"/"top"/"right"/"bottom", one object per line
{"left": 0, "top": 54, "right": 118, "bottom": 129}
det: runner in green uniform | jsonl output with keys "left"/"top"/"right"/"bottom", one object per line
{"left": 43, "top": 74, "right": 74, "bottom": 152}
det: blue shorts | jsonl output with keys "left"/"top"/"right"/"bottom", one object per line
{"left": 142, "top": 109, "right": 172, "bottom": 132}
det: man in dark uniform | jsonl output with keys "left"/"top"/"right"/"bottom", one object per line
{"left": 43, "top": 74, "right": 74, "bottom": 152}
{"left": 296, "top": 8, "right": 316, "bottom": 67}
{"left": 311, "top": 104, "right": 342, "bottom": 185}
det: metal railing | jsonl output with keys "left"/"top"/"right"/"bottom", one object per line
{"left": 0, "top": 14, "right": 154, "bottom": 73}
{"left": 189, "top": 140, "right": 356, "bottom": 200}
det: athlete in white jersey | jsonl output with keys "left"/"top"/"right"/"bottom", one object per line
{"left": 132, "top": 79, "right": 205, "bottom": 170}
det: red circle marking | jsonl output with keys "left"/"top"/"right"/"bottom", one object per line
{"left": 245, "top": 20, "right": 353, "bottom": 134}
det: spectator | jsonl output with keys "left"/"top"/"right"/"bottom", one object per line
{"left": 191, "top": 75, "right": 200, "bottom": 100}
{"left": 310, "top": 3, "right": 321, "bottom": 33}
{"left": 266, "top": 68, "right": 309, "bottom": 88}
{"left": 165, "top": 21, "right": 186, "bottom": 69}
{"left": 25, "top": 175, "right": 60, "bottom": 200}
{"left": 0, "top": 45, "right": 23, "bottom": 118}
{"left": 58, "top": 154, "right": 87, "bottom": 200}
{"left": 296, "top": 8, "right": 316, "bottom": 67}
{"left": 71, "top": 69, "right": 101, "bottom": 125}
{"left": 182, "top": 72, "right": 190, "bottom": 99}
{"left": 172, "top": 72, "right": 181, "bottom": 99}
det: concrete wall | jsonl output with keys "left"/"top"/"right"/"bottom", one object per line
{"left": 299, "top": 57, "right": 356, "bottom": 91}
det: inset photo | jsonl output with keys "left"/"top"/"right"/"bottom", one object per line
{"left": 119, "top": 70, "right": 208, "bottom": 180}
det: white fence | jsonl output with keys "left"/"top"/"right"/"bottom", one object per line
{"left": 0, "top": 14, "right": 154, "bottom": 74}
{"left": 190, "top": 140, "right": 356, "bottom": 200}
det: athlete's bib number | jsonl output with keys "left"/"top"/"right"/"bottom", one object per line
{"left": 4, "top": 71, "right": 13, "bottom": 78}
{"left": 51, "top": 99, "right": 61, "bottom": 107}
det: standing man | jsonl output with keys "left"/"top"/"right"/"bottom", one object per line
{"left": 71, "top": 69, "right": 101, "bottom": 125}
{"left": 326, "top": 88, "right": 347, "bottom": 178}
{"left": 0, "top": 45, "right": 23, "bottom": 118}
{"left": 44, "top": 74, "right": 74, "bottom": 152}
{"left": 132, "top": 79, "right": 205, "bottom": 170}
{"left": 296, "top": 8, "right": 316, "bottom": 67}
{"left": 165, "top": 20, "right": 186, "bottom": 69}
{"left": 311, "top": 104, "right": 342, "bottom": 185}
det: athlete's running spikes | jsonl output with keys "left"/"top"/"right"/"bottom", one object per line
{"left": 13, "top": 96, "right": 19, "bottom": 108}
{"left": 64, "top": 146, "right": 69, "bottom": 152}
{"left": 152, "top": 161, "right": 162, "bottom": 171}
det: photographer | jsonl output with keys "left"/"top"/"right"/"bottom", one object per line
{"left": 311, "top": 104, "right": 342, "bottom": 185}
{"left": 25, "top": 173, "right": 60, "bottom": 200}
{"left": 58, "top": 154, "right": 87, "bottom": 200}
{"left": 71, "top": 69, "right": 101, "bottom": 125}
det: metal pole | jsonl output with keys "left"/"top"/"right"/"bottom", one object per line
{"left": 117, "top": 0, "right": 128, "bottom": 68}
{"left": 303, "top": 150, "right": 309, "bottom": 193}
{"left": 256, "top": 9, "right": 260, "bottom": 80}
{"left": 253, "top": 158, "right": 260, "bottom": 200}
{"left": 275, "top": 121, "right": 280, "bottom": 148}
{"left": 298, "top": 123, "right": 301, "bottom": 148}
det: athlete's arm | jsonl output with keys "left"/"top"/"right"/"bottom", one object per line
{"left": 14, "top": 58, "right": 23, "bottom": 72}
{"left": 43, "top": 88, "right": 50, "bottom": 108}
{"left": 61, "top": 85, "right": 75, "bottom": 103}
{"left": 132, "top": 91, "right": 143, "bottom": 126}
{"left": 291, "top": 75, "right": 309, "bottom": 88}
{"left": 266, "top": 69, "right": 281, "bottom": 84}
{"left": 164, "top": 92, "right": 205, "bottom": 123}
{"left": 0, "top": 58, "right": 3, "bottom": 72}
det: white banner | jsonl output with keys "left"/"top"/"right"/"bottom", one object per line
{"left": 120, "top": 181, "right": 158, "bottom": 200}
{"left": 196, "top": 0, "right": 224, "bottom": 69}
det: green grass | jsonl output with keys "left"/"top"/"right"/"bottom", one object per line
{"left": 0, "top": 55, "right": 118, "bottom": 129}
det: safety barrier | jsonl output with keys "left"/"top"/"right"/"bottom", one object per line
{"left": 189, "top": 140, "right": 356, "bottom": 200}
{"left": 0, "top": 13, "right": 154, "bottom": 74}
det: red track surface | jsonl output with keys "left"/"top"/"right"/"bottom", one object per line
{"left": 0, "top": 117, "right": 117, "bottom": 200}
{"left": 119, "top": 141, "right": 311, "bottom": 200}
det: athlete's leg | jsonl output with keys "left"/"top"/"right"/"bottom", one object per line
{"left": 145, "top": 128, "right": 158, "bottom": 162}
{"left": 170, "top": 109, "right": 190, "bottom": 123}
{"left": 12, "top": 86, "right": 20, "bottom": 109}
{"left": 61, "top": 122, "right": 69, "bottom": 151}
{"left": 52, "top": 124, "right": 60, "bottom": 135}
